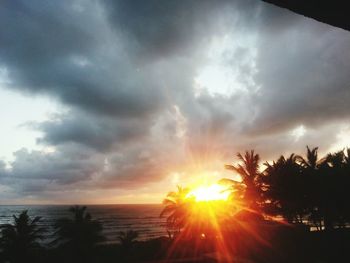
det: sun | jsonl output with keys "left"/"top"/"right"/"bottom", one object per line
{"left": 186, "top": 183, "right": 230, "bottom": 202}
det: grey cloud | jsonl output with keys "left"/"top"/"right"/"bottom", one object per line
{"left": 1, "top": 146, "right": 104, "bottom": 185}
{"left": 250, "top": 17, "right": 350, "bottom": 135}
{"left": 102, "top": 0, "right": 261, "bottom": 59}
{"left": 35, "top": 110, "right": 151, "bottom": 151}
{"left": 0, "top": 0, "right": 165, "bottom": 118}
{"left": 1, "top": 0, "right": 350, "bottom": 201}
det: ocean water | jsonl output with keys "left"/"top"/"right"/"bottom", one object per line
{"left": 0, "top": 204, "right": 166, "bottom": 243}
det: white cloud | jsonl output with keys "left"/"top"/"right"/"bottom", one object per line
{"left": 329, "top": 125, "right": 350, "bottom": 152}
{"left": 0, "top": 87, "right": 63, "bottom": 163}
{"left": 194, "top": 33, "right": 258, "bottom": 97}
{"left": 290, "top": 125, "right": 307, "bottom": 142}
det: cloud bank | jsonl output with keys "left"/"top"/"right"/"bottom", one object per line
{"left": 1, "top": 0, "right": 350, "bottom": 203}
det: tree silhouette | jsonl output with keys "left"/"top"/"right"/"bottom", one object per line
{"left": 225, "top": 150, "right": 262, "bottom": 210}
{"left": 52, "top": 206, "right": 104, "bottom": 262}
{"left": 318, "top": 150, "right": 349, "bottom": 231}
{"left": 299, "top": 146, "right": 324, "bottom": 229}
{"left": 263, "top": 154, "right": 305, "bottom": 223}
{"left": 160, "top": 186, "right": 191, "bottom": 236}
{"left": 218, "top": 177, "right": 245, "bottom": 206}
{"left": 299, "top": 146, "right": 320, "bottom": 170}
{"left": 117, "top": 230, "right": 138, "bottom": 251}
{"left": 0, "top": 210, "right": 45, "bottom": 263}
{"left": 261, "top": 146, "right": 350, "bottom": 230}
{"left": 341, "top": 148, "right": 350, "bottom": 225}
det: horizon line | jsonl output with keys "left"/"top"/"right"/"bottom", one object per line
{"left": 0, "top": 203, "right": 162, "bottom": 206}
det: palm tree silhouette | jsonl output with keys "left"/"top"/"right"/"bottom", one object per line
{"left": 263, "top": 154, "right": 305, "bottom": 223}
{"left": 225, "top": 150, "right": 262, "bottom": 210}
{"left": 261, "top": 146, "right": 350, "bottom": 230}
{"left": 0, "top": 210, "right": 45, "bottom": 263}
{"left": 218, "top": 177, "right": 245, "bottom": 204}
{"left": 160, "top": 186, "right": 191, "bottom": 236}
{"left": 117, "top": 230, "right": 138, "bottom": 250}
{"left": 299, "top": 146, "right": 324, "bottom": 229}
{"left": 52, "top": 206, "right": 104, "bottom": 262}
{"left": 319, "top": 150, "right": 348, "bottom": 231}
{"left": 341, "top": 148, "right": 350, "bottom": 226}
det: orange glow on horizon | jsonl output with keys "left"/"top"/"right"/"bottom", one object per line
{"left": 161, "top": 179, "right": 274, "bottom": 263}
{"left": 165, "top": 183, "right": 235, "bottom": 262}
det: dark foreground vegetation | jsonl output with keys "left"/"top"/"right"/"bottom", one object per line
{"left": 1, "top": 146, "right": 350, "bottom": 262}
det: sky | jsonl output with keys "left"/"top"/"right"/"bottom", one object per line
{"left": 1, "top": 0, "right": 350, "bottom": 204}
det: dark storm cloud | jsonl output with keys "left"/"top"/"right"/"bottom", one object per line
{"left": 102, "top": 0, "right": 260, "bottom": 59}
{"left": 0, "top": 0, "right": 165, "bottom": 118}
{"left": 35, "top": 110, "right": 150, "bottom": 151}
{"left": 7, "top": 146, "right": 103, "bottom": 182}
{"left": 1, "top": 0, "right": 350, "bottom": 201}
{"left": 251, "top": 20, "right": 350, "bottom": 135}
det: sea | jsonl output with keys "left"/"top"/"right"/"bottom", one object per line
{"left": 0, "top": 204, "right": 167, "bottom": 244}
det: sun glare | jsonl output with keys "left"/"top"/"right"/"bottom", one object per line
{"left": 186, "top": 183, "right": 230, "bottom": 201}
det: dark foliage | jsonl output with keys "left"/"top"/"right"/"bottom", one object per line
{"left": 0, "top": 211, "right": 45, "bottom": 263}
{"left": 51, "top": 206, "right": 105, "bottom": 263}
{"left": 225, "top": 147, "right": 350, "bottom": 231}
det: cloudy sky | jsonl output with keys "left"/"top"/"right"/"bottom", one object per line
{"left": 1, "top": 0, "right": 350, "bottom": 204}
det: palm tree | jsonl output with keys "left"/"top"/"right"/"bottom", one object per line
{"left": 341, "top": 148, "right": 350, "bottom": 225}
{"left": 52, "top": 206, "right": 104, "bottom": 261}
{"left": 218, "top": 177, "right": 245, "bottom": 204}
{"left": 299, "top": 146, "right": 324, "bottom": 229}
{"left": 299, "top": 146, "right": 320, "bottom": 170}
{"left": 263, "top": 154, "right": 305, "bottom": 223}
{"left": 0, "top": 210, "right": 45, "bottom": 263}
{"left": 117, "top": 230, "right": 139, "bottom": 250}
{"left": 225, "top": 150, "right": 262, "bottom": 210}
{"left": 319, "top": 150, "right": 348, "bottom": 231}
{"left": 160, "top": 186, "right": 191, "bottom": 235}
